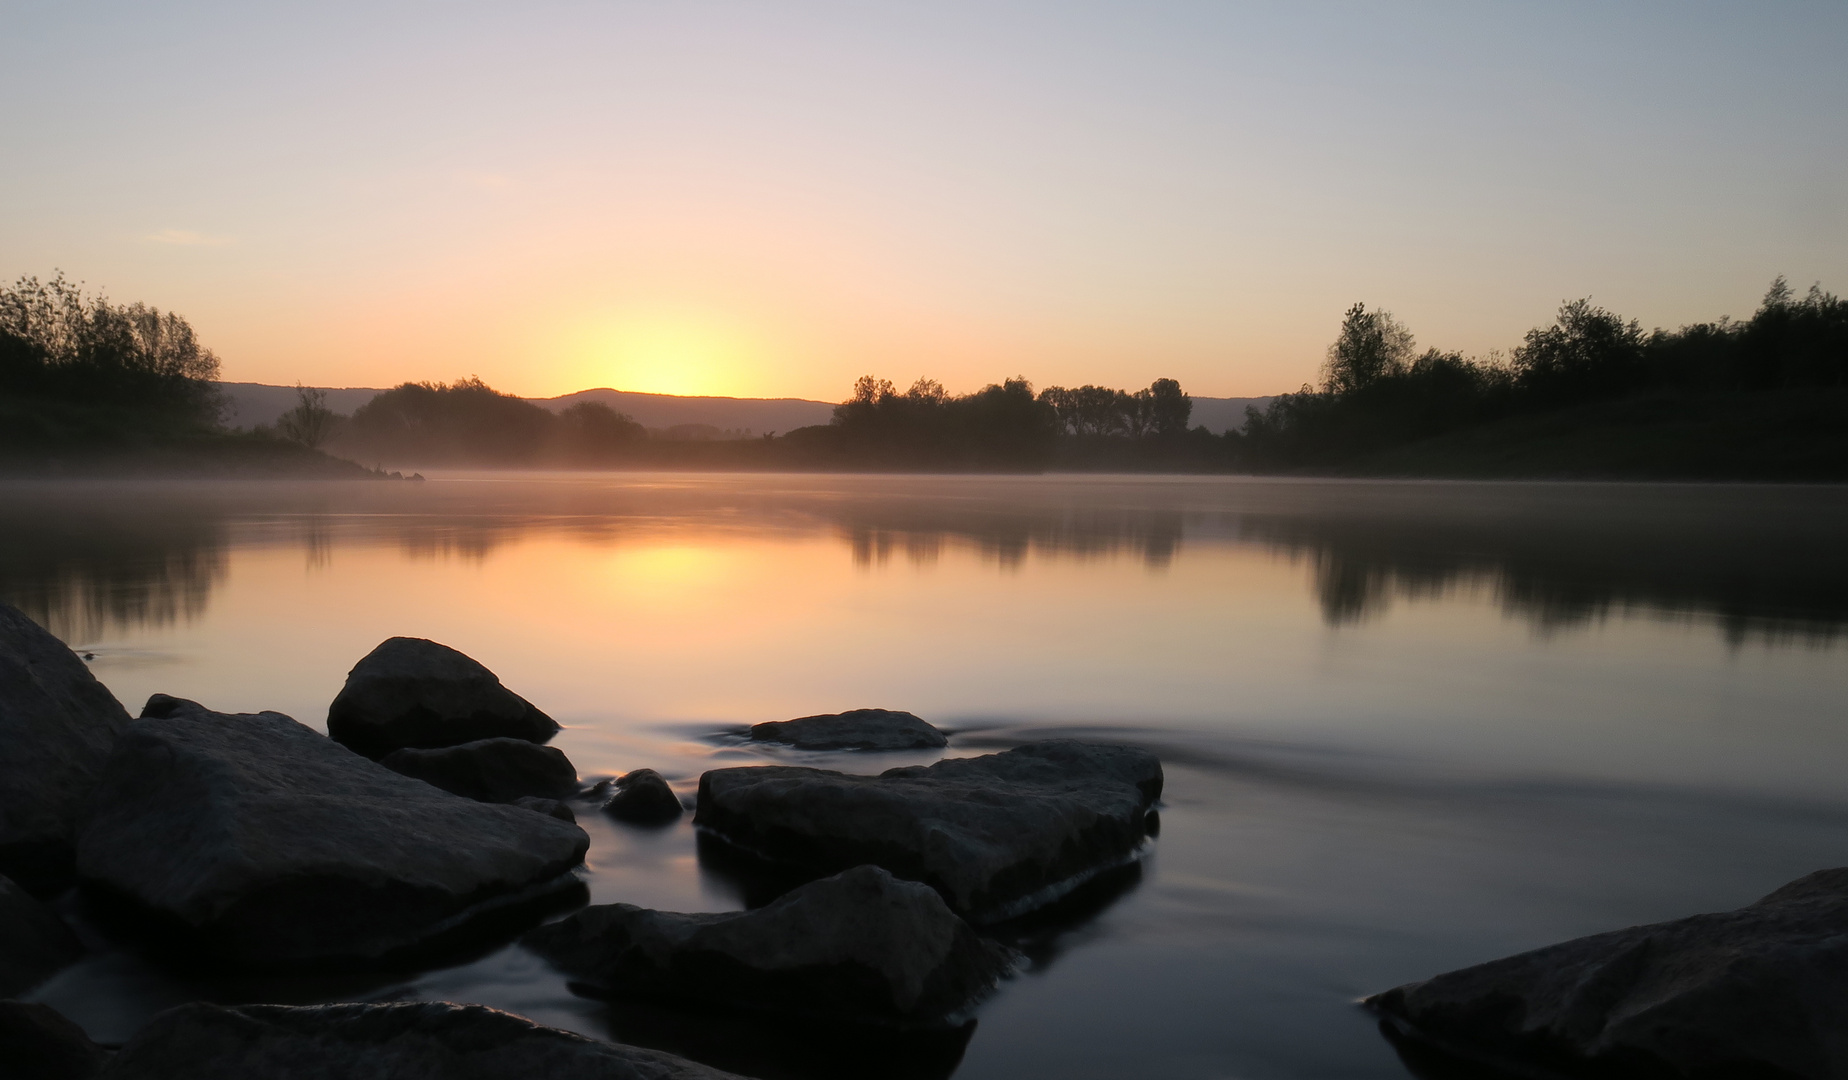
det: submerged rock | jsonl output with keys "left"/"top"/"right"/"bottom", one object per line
{"left": 77, "top": 697, "right": 588, "bottom": 966}
{"left": 602, "top": 769, "right": 683, "bottom": 824}
{"left": 102, "top": 1000, "right": 749, "bottom": 1079}
{"left": 326, "top": 637, "right": 558, "bottom": 759}
{"left": 0, "top": 1000, "right": 109, "bottom": 1080}
{"left": 524, "top": 865, "right": 1014, "bottom": 1027}
{"left": 695, "top": 740, "right": 1162, "bottom": 923}
{"left": 1368, "top": 866, "right": 1848, "bottom": 1080}
{"left": 749, "top": 709, "right": 947, "bottom": 752}
{"left": 380, "top": 738, "right": 578, "bottom": 803}
{"left": 0, "top": 873, "right": 83, "bottom": 996}
{"left": 0, "top": 603, "right": 133, "bottom": 891}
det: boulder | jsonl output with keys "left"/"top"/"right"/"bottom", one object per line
{"left": 0, "top": 1000, "right": 109, "bottom": 1080}
{"left": 380, "top": 738, "right": 578, "bottom": 803}
{"left": 524, "top": 865, "right": 1014, "bottom": 1027}
{"left": 76, "top": 696, "right": 589, "bottom": 966}
{"left": 602, "top": 770, "right": 683, "bottom": 824}
{"left": 749, "top": 709, "right": 946, "bottom": 752}
{"left": 0, "top": 872, "right": 84, "bottom": 996}
{"left": 0, "top": 603, "right": 133, "bottom": 891}
{"left": 101, "top": 1000, "right": 749, "bottom": 1079}
{"left": 326, "top": 637, "right": 558, "bottom": 759}
{"left": 1368, "top": 866, "right": 1848, "bottom": 1080}
{"left": 514, "top": 797, "right": 577, "bottom": 823}
{"left": 694, "top": 740, "right": 1162, "bottom": 924}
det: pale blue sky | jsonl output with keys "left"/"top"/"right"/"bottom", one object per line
{"left": 3, "top": 1, "right": 1843, "bottom": 397}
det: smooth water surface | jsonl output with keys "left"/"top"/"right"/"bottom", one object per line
{"left": 7, "top": 473, "right": 1848, "bottom": 1079}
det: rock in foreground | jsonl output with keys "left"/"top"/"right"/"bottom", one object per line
{"left": 327, "top": 637, "right": 559, "bottom": 759}
{"left": 525, "top": 865, "right": 1013, "bottom": 1027}
{"left": 381, "top": 738, "right": 578, "bottom": 803}
{"left": 695, "top": 740, "right": 1162, "bottom": 923}
{"left": 104, "top": 1000, "right": 749, "bottom": 1080}
{"left": 0, "top": 1001, "right": 108, "bottom": 1080}
{"left": 1368, "top": 867, "right": 1848, "bottom": 1080}
{"left": 77, "top": 697, "right": 588, "bottom": 966}
{"left": 602, "top": 769, "right": 683, "bottom": 824}
{"left": 0, "top": 603, "right": 133, "bottom": 891}
{"left": 0, "top": 873, "right": 83, "bottom": 996}
{"left": 749, "top": 709, "right": 946, "bottom": 752}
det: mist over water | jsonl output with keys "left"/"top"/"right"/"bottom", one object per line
{"left": 5, "top": 473, "right": 1847, "bottom": 1079}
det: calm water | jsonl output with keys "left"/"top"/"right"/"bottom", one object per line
{"left": 8, "top": 473, "right": 1848, "bottom": 1079}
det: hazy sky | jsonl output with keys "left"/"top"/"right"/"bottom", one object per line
{"left": 4, "top": 1, "right": 1845, "bottom": 400}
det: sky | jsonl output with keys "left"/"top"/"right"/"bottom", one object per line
{"left": 2, "top": 1, "right": 1845, "bottom": 401}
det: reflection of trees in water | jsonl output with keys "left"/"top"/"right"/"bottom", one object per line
{"left": 1247, "top": 515, "right": 1848, "bottom": 646}
{"left": 842, "top": 507, "right": 1185, "bottom": 571}
{"left": 0, "top": 510, "right": 227, "bottom": 644}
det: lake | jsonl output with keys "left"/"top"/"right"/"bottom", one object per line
{"left": 7, "top": 472, "right": 1848, "bottom": 1079}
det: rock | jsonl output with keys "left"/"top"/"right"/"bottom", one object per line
{"left": 695, "top": 740, "right": 1162, "bottom": 924}
{"left": 514, "top": 797, "right": 577, "bottom": 823}
{"left": 76, "top": 697, "right": 589, "bottom": 966}
{"left": 0, "top": 872, "right": 83, "bottom": 996}
{"left": 0, "top": 1000, "right": 109, "bottom": 1080}
{"left": 380, "top": 738, "right": 578, "bottom": 803}
{"left": 525, "top": 865, "right": 1014, "bottom": 1027}
{"left": 749, "top": 709, "right": 947, "bottom": 752}
{"left": 326, "top": 637, "right": 558, "bottom": 759}
{"left": 0, "top": 603, "right": 133, "bottom": 891}
{"left": 101, "top": 1000, "right": 749, "bottom": 1079}
{"left": 602, "top": 770, "right": 683, "bottom": 824}
{"left": 1367, "top": 866, "right": 1848, "bottom": 1080}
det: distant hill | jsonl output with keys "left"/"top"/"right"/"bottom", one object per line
{"left": 532, "top": 388, "right": 837, "bottom": 436}
{"left": 221, "top": 382, "right": 1275, "bottom": 435}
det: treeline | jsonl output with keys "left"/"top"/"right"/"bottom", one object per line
{"left": 1238, "top": 278, "right": 1848, "bottom": 472}
{"left": 0, "top": 274, "right": 223, "bottom": 429}
{"left": 327, "top": 378, "right": 647, "bottom": 466}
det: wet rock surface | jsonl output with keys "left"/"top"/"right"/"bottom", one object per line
{"left": 102, "top": 1000, "right": 750, "bottom": 1079}
{"left": 0, "top": 1000, "right": 109, "bottom": 1080}
{"left": 748, "top": 709, "right": 946, "bottom": 752}
{"left": 603, "top": 769, "right": 684, "bottom": 824}
{"left": 695, "top": 740, "right": 1162, "bottom": 923}
{"left": 524, "top": 864, "right": 1014, "bottom": 1027}
{"left": 76, "top": 697, "right": 589, "bottom": 966}
{"left": 1368, "top": 866, "right": 1848, "bottom": 1080}
{"left": 0, "top": 603, "right": 133, "bottom": 891}
{"left": 381, "top": 738, "right": 578, "bottom": 803}
{"left": 0, "top": 872, "right": 83, "bottom": 996}
{"left": 327, "top": 637, "right": 559, "bottom": 759}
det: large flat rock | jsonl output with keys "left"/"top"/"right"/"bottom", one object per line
{"left": 1368, "top": 866, "right": 1848, "bottom": 1080}
{"left": 749, "top": 709, "right": 946, "bottom": 751}
{"left": 0, "top": 872, "right": 83, "bottom": 996}
{"left": 0, "top": 603, "right": 132, "bottom": 891}
{"left": 327, "top": 637, "right": 559, "bottom": 759}
{"left": 694, "top": 740, "right": 1162, "bottom": 923}
{"left": 525, "top": 865, "right": 1014, "bottom": 1027}
{"left": 76, "top": 696, "right": 589, "bottom": 966}
{"left": 102, "top": 1000, "right": 751, "bottom": 1079}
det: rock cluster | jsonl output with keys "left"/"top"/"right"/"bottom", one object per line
{"left": 327, "top": 637, "right": 559, "bottom": 759}
{"left": 77, "top": 696, "right": 588, "bottom": 965}
{"left": 1369, "top": 866, "right": 1848, "bottom": 1080}
{"left": 695, "top": 740, "right": 1163, "bottom": 923}
{"left": 748, "top": 708, "right": 947, "bottom": 751}
{"left": 0, "top": 603, "right": 133, "bottom": 891}
{"left": 524, "top": 865, "right": 1014, "bottom": 1027}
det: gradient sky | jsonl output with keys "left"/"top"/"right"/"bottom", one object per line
{"left": 3, "top": 1, "right": 1845, "bottom": 400}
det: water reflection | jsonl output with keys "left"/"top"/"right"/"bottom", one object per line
{"left": 0, "top": 475, "right": 1842, "bottom": 648}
